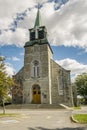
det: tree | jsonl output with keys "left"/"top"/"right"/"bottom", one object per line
{"left": 75, "top": 73, "right": 87, "bottom": 104}
{"left": 0, "top": 56, "right": 14, "bottom": 114}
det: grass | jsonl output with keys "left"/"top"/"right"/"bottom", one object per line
{"left": 0, "top": 113, "right": 19, "bottom": 117}
{"left": 73, "top": 114, "right": 87, "bottom": 123}
{"left": 73, "top": 106, "right": 81, "bottom": 109}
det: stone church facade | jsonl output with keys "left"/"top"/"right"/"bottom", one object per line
{"left": 12, "top": 9, "right": 73, "bottom": 106}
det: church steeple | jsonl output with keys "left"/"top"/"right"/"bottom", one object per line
{"left": 34, "top": 9, "right": 42, "bottom": 28}
{"left": 25, "top": 8, "right": 51, "bottom": 48}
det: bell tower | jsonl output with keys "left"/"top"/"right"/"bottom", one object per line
{"left": 23, "top": 8, "right": 53, "bottom": 104}
{"left": 30, "top": 9, "right": 47, "bottom": 40}
{"left": 25, "top": 8, "right": 49, "bottom": 47}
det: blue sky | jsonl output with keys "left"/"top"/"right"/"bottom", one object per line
{"left": 0, "top": 0, "right": 87, "bottom": 82}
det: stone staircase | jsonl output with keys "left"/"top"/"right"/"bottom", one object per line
{"left": 5, "top": 104, "right": 65, "bottom": 109}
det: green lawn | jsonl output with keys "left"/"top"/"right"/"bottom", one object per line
{"left": 73, "top": 106, "right": 81, "bottom": 109}
{"left": 0, "top": 113, "right": 19, "bottom": 117}
{"left": 73, "top": 114, "right": 87, "bottom": 123}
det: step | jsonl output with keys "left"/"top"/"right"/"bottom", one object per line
{"left": 5, "top": 104, "right": 65, "bottom": 109}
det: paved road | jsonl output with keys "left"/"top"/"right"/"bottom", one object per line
{"left": 0, "top": 109, "right": 87, "bottom": 130}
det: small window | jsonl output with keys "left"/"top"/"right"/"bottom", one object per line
{"left": 33, "top": 60, "right": 39, "bottom": 78}
{"left": 30, "top": 32, "right": 35, "bottom": 41}
{"left": 58, "top": 76, "right": 64, "bottom": 95}
{"left": 34, "top": 66, "right": 36, "bottom": 77}
{"left": 38, "top": 91, "right": 41, "bottom": 94}
{"left": 37, "top": 67, "right": 39, "bottom": 77}
{"left": 33, "top": 91, "right": 36, "bottom": 94}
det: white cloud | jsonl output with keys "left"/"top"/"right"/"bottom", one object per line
{"left": 5, "top": 63, "right": 15, "bottom": 76}
{"left": 0, "top": 0, "right": 35, "bottom": 17}
{"left": 56, "top": 58, "right": 87, "bottom": 82}
{"left": 12, "top": 57, "right": 20, "bottom": 61}
{"left": 0, "top": 0, "right": 87, "bottom": 52}
{"left": 0, "top": 28, "right": 28, "bottom": 46}
{"left": 0, "top": 18, "right": 14, "bottom": 30}
{"left": 0, "top": 1, "right": 55, "bottom": 46}
{"left": 17, "top": 8, "right": 37, "bottom": 29}
{"left": 48, "top": 0, "right": 87, "bottom": 51}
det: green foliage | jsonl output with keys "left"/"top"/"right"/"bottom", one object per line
{"left": 75, "top": 73, "right": 87, "bottom": 104}
{"left": 0, "top": 56, "right": 13, "bottom": 98}
{"left": 5, "top": 96, "right": 12, "bottom": 103}
{"left": 73, "top": 114, "right": 87, "bottom": 123}
{"left": 0, "top": 55, "right": 14, "bottom": 113}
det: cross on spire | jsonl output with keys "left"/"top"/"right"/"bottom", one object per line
{"left": 37, "top": 2, "right": 41, "bottom": 9}
{"left": 36, "top": 0, "right": 42, "bottom": 9}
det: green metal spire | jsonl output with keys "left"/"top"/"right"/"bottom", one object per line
{"left": 34, "top": 9, "right": 42, "bottom": 28}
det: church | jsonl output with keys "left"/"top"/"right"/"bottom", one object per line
{"left": 12, "top": 9, "right": 73, "bottom": 106}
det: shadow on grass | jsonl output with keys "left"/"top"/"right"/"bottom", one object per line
{"left": 28, "top": 127, "right": 86, "bottom": 130}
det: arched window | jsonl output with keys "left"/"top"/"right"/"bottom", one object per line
{"left": 33, "top": 60, "right": 39, "bottom": 77}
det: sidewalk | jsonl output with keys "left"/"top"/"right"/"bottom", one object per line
{"left": 72, "top": 106, "right": 87, "bottom": 114}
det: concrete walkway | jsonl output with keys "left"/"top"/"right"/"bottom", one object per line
{"left": 72, "top": 106, "right": 87, "bottom": 114}
{"left": 0, "top": 108, "right": 87, "bottom": 130}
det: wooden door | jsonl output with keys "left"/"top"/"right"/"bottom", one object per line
{"left": 32, "top": 85, "right": 41, "bottom": 104}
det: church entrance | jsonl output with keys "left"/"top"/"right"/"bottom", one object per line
{"left": 32, "top": 85, "right": 41, "bottom": 104}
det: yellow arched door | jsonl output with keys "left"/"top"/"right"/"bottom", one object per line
{"left": 32, "top": 85, "right": 41, "bottom": 104}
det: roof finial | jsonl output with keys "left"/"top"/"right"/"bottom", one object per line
{"left": 36, "top": 0, "right": 42, "bottom": 9}
{"left": 37, "top": 2, "right": 39, "bottom": 10}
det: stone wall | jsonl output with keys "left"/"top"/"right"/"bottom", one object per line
{"left": 72, "top": 83, "right": 77, "bottom": 106}
{"left": 51, "top": 60, "right": 73, "bottom": 106}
